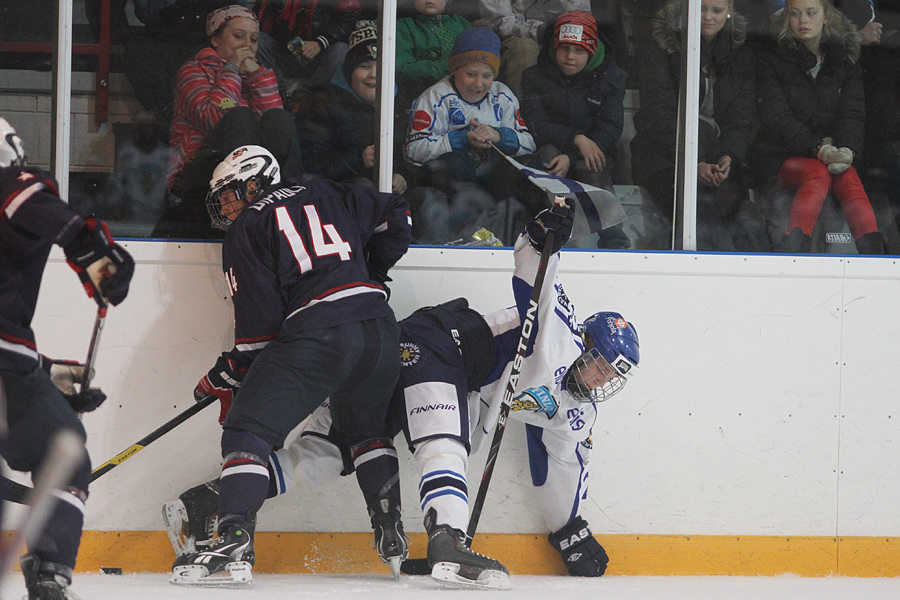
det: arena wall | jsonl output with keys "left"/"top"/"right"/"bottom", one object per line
{"left": 5, "top": 243, "right": 900, "bottom": 576}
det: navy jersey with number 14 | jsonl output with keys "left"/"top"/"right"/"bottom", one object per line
{"left": 222, "top": 178, "right": 411, "bottom": 364}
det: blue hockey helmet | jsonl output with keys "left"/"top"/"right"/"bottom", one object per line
{"left": 0, "top": 118, "right": 26, "bottom": 168}
{"left": 564, "top": 311, "right": 639, "bottom": 403}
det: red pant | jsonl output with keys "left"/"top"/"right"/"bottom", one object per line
{"left": 777, "top": 157, "right": 878, "bottom": 238}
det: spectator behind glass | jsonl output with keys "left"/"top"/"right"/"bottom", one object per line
{"left": 520, "top": 11, "right": 630, "bottom": 249}
{"left": 404, "top": 27, "right": 537, "bottom": 245}
{"left": 296, "top": 20, "right": 415, "bottom": 194}
{"left": 476, "top": 0, "right": 591, "bottom": 98}
{"left": 631, "top": 0, "right": 765, "bottom": 252}
{"left": 168, "top": 6, "right": 296, "bottom": 211}
{"left": 254, "top": 0, "right": 361, "bottom": 90}
{"left": 396, "top": 0, "right": 473, "bottom": 109}
{"left": 750, "top": 0, "right": 886, "bottom": 254}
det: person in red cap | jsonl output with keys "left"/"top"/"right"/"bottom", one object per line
{"left": 519, "top": 11, "right": 630, "bottom": 249}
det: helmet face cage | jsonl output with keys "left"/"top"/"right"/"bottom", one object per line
{"left": 0, "top": 118, "right": 26, "bottom": 168}
{"left": 564, "top": 346, "right": 627, "bottom": 402}
{"left": 206, "top": 180, "right": 248, "bottom": 231}
{"left": 564, "top": 311, "right": 639, "bottom": 403}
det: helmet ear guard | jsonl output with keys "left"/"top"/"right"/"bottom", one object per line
{"left": 564, "top": 311, "right": 639, "bottom": 403}
{"left": 206, "top": 145, "right": 281, "bottom": 231}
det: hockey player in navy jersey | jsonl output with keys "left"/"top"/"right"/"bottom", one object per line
{"left": 169, "top": 145, "right": 412, "bottom": 585}
{"left": 0, "top": 117, "right": 134, "bottom": 600}
{"left": 165, "top": 199, "right": 639, "bottom": 588}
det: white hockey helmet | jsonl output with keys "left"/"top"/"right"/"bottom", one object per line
{"left": 206, "top": 145, "right": 281, "bottom": 230}
{"left": 0, "top": 118, "right": 26, "bottom": 168}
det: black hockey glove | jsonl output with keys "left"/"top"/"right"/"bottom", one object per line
{"left": 195, "top": 353, "right": 249, "bottom": 424}
{"left": 548, "top": 516, "right": 609, "bottom": 577}
{"left": 46, "top": 359, "right": 108, "bottom": 413}
{"left": 64, "top": 217, "right": 135, "bottom": 307}
{"left": 526, "top": 199, "right": 575, "bottom": 254}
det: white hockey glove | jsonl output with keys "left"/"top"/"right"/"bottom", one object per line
{"left": 48, "top": 359, "right": 107, "bottom": 413}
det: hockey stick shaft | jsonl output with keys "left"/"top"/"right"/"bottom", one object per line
{"left": 90, "top": 394, "right": 216, "bottom": 480}
{"left": 465, "top": 228, "right": 556, "bottom": 542}
{"left": 1, "top": 395, "right": 217, "bottom": 505}
{"left": 81, "top": 306, "right": 106, "bottom": 391}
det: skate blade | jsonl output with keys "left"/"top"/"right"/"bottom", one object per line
{"left": 169, "top": 561, "right": 253, "bottom": 586}
{"left": 431, "top": 562, "right": 511, "bottom": 590}
{"left": 162, "top": 500, "right": 195, "bottom": 558}
{"left": 388, "top": 556, "right": 402, "bottom": 580}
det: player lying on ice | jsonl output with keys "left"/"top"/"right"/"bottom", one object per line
{"left": 165, "top": 192, "right": 639, "bottom": 589}
{"left": 167, "top": 145, "right": 412, "bottom": 586}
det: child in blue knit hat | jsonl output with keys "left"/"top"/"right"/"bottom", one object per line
{"left": 403, "top": 27, "right": 537, "bottom": 244}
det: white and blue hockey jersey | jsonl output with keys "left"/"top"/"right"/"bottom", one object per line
{"left": 404, "top": 76, "right": 536, "bottom": 167}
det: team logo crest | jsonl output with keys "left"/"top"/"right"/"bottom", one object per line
{"left": 400, "top": 342, "right": 421, "bottom": 367}
{"left": 511, "top": 386, "right": 559, "bottom": 419}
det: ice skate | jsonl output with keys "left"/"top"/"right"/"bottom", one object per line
{"left": 162, "top": 479, "right": 220, "bottom": 557}
{"left": 20, "top": 554, "right": 74, "bottom": 600}
{"left": 170, "top": 521, "right": 254, "bottom": 586}
{"left": 369, "top": 496, "right": 408, "bottom": 579}
{"left": 424, "top": 509, "right": 510, "bottom": 590}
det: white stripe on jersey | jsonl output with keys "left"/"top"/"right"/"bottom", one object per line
{"left": 235, "top": 340, "right": 271, "bottom": 353}
{"left": 0, "top": 336, "right": 39, "bottom": 361}
{"left": 3, "top": 182, "right": 45, "bottom": 218}
{"left": 283, "top": 285, "right": 384, "bottom": 322}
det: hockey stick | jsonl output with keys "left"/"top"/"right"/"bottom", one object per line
{"left": 1, "top": 395, "right": 218, "bottom": 505}
{"left": 0, "top": 430, "right": 85, "bottom": 582}
{"left": 81, "top": 306, "right": 107, "bottom": 392}
{"left": 465, "top": 208, "right": 558, "bottom": 541}
{"left": 401, "top": 218, "right": 558, "bottom": 576}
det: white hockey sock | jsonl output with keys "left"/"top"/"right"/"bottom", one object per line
{"left": 414, "top": 437, "right": 469, "bottom": 531}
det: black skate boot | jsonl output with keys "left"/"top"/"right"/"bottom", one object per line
{"left": 162, "top": 478, "right": 221, "bottom": 557}
{"left": 369, "top": 495, "right": 408, "bottom": 579}
{"left": 20, "top": 554, "right": 74, "bottom": 600}
{"left": 170, "top": 519, "right": 255, "bottom": 586}
{"left": 424, "top": 508, "right": 510, "bottom": 590}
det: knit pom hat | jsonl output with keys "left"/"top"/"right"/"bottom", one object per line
{"left": 448, "top": 27, "right": 501, "bottom": 76}
{"left": 553, "top": 10, "right": 598, "bottom": 58}
{"left": 342, "top": 20, "right": 379, "bottom": 80}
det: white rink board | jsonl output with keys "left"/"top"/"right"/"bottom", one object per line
{"left": 8, "top": 243, "right": 900, "bottom": 539}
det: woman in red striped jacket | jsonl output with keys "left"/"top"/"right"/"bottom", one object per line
{"left": 168, "top": 5, "right": 295, "bottom": 205}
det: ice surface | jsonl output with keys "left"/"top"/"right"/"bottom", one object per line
{"left": 2, "top": 573, "right": 899, "bottom": 600}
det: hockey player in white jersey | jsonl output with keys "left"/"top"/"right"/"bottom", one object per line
{"left": 164, "top": 200, "right": 639, "bottom": 588}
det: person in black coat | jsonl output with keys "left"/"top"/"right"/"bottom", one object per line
{"left": 519, "top": 10, "right": 630, "bottom": 249}
{"left": 751, "top": 0, "right": 885, "bottom": 253}
{"left": 631, "top": 0, "right": 762, "bottom": 251}
{"left": 296, "top": 21, "right": 414, "bottom": 194}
